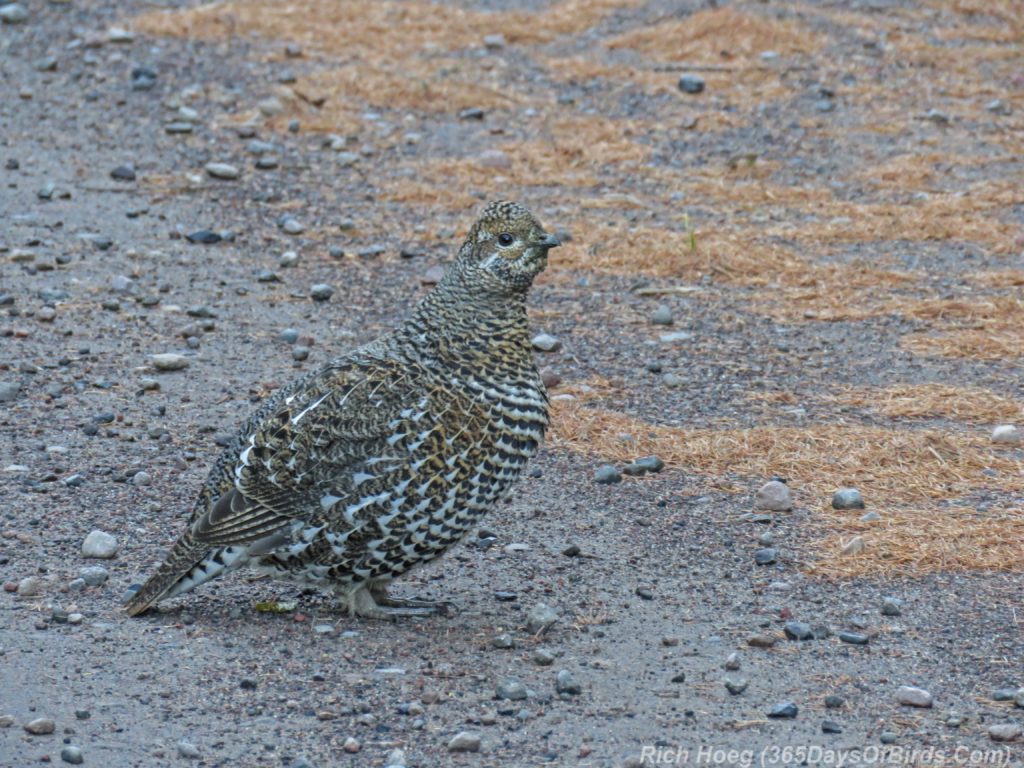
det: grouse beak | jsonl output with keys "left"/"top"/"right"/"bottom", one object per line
{"left": 536, "top": 233, "right": 561, "bottom": 250}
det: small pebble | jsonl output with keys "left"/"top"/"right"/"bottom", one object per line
{"left": 150, "top": 353, "right": 189, "bottom": 371}
{"left": 988, "top": 723, "right": 1022, "bottom": 742}
{"left": 724, "top": 678, "right": 748, "bottom": 695}
{"left": 79, "top": 566, "right": 109, "bottom": 586}
{"left": 747, "top": 634, "right": 776, "bottom": 648}
{"left": 784, "top": 621, "right": 813, "bottom": 641}
{"left": 555, "top": 669, "right": 581, "bottom": 696}
{"left": 821, "top": 720, "right": 843, "bottom": 734}
{"left": 178, "top": 740, "right": 200, "bottom": 758}
{"left": 526, "top": 603, "right": 559, "bottom": 634}
{"left": 533, "top": 649, "right": 556, "bottom": 666}
{"left": 825, "top": 694, "right": 844, "bottom": 709}
{"left": 82, "top": 529, "right": 118, "bottom": 558}
{"left": 24, "top": 718, "right": 56, "bottom": 735}
{"left": 650, "top": 305, "right": 673, "bottom": 325}
{"left": 881, "top": 597, "right": 902, "bottom": 616}
{"left": 754, "top": 547, "right": 776, "bottom": 565}
{"left": 678, "top": 74, "right": 705, "bottom": 94}
{"left": 205, "top": 162, "right": 240, "bottom": 180}
{"left": 991, "top": 425, "right": 1021, "bottom": 444}
{"left": 448, "top": 731, "right": 481, "bottom": 752}
{"left": 838, "top": 632, "right": 869, "bottom": 645}
{"left": 496, "top": 677, "right": 528, "bottom": 701}
{"left": 60, "top": 746, "right": 84, "bottom": 765}
{"left": 310, "top": 284, "right": 334, "bottom": 302}
{"left": 281, "top": 218, "right": 305, "bottom": 235}
{"left": 991, "top": 687, "right": 1019, "bottom": 702}
{"left": 491, "top": 633, "right": 515, "bottom": 649}
{"left": 110, "top": 164, "right": 136, "bottom": 181}
{"left": 724, "top": 652, "right": 740, "bottom": 670}
{"left": 832, "top": 488, "right": 865, "bottom": 509}
{"left": 17, "top": 576, "right": 43, "bottom": 596}
{"left": 767, "top": 702, "right": 798, "bottom": 719}
{"left": 896, "top": 685, "right": 933, "bottom": 708}
{"left": 594, "top": 464, "right": 621, "bottom": 484}
{"left": 754, "top": 480, "right": 792, "bottom": 511}
{"left": 0, "top": 3, "right": 29, "bottom": 23}
{"left": 531, "top": 333, "right": 561, "bottom": 352}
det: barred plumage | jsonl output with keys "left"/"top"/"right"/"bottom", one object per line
{"left": 125, "top": 201, "right": 559, "bottom": 619}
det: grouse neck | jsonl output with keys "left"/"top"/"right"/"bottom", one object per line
{"left": 405, "top": 268, "right": 532, "bottom": 346}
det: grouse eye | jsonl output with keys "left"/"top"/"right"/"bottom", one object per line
{"left": 497, "top": 233, "right": 515, "bottom": 247}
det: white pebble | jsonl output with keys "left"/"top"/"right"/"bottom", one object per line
{"left": 82, "top": 530, "right": 119, "bottom": 559}
{"left": 531, "top": 333, "right": 561, "bottom": 352}
{"left": 991, "top": 424, "right": 1021, "bottom": 445}
{"left": 754, "top": 480, "right": 792, "bottom": 511}
{"left": 896, "top": 685, "right": 933, "bottom": 708}
{"left": 205, "top": 162, "right": 240, "bottom": 180}
{"left": 150, "top": 353, "right": 189, "bottom": 371}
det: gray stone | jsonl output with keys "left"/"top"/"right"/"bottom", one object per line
{"left": 107, "top": 26, "right": 134, "bottom": 43}
{"left": 17, "top": 576, "right": 43, "bottom": 596}
{"left": 178, "top": 740, "right": 200, "bottom": 758}
{"left": 767, "top": 702, "right": 798, "bottom": 718}
{"left": 205, "top": 162, "right": 240, "bottom": 180}
{"left": 483, "top": 33, "right": 506, "bottom": 49}
{"left": 650, "top": 305, "right": 673, "bottom": 325}
{"left": 860, "top": 511, "right": 881, "bottom": 522}
{"left": 987, "top": 99, "right": 1012, "bottom": 116}
{"left": 880, "top": 732, "right": 898, "bottom": 744}
{"left": 448, "top": 731, "right": 481, "bottom": 752}
{"left": 988, "top": 723, "right": 1022, "bottom": 742}
{"left": 531, "top": 333, "right": 561, "bottom": 352}
{"left": 533, "top": 648, "right": 556, "bottom": 666}
{"left": 832, "top": 488, "right": 864, "bottom": 509}
{"left": 825, "top": 694, "right": 844, "bottom": 709}
{"left": 496, "top": 677, "right": 528, "bottom": 701}
{"left": 110, "top": 164, "right": 136, "bottom": 181}
{"left": 991, "top": 687, "right": 1019, "bottom": 702}
{"left": 279, "top": 251, "right": 299, "bottom": 268}
{"left": 622, "top": 455, "right": 664, "bottom": 475}
{"left": 678, "top": 74, "right": 705, "bottom": 94}
{"left": 24, "top": 717, "right": 55, "bottom": 734}
{"left": 132, "top": 470, "right": 151, "bottom": 486}
{"left": 821, "top": 720, "right": 842, "bottom": 734}
{"left": 784, "top": 621, "right": 813, "bottom": 640}
{"left": 896, "top": 685, "right": 933, "bottom": 708}
{"left": 281, "top": 217, "right": 305, "bottom": 235}
{"left": 150, "top": 353, "right": 189, "bottom": 371}
{"left": 754, "top": 547, "right": 776, "bottom": 565}
{"left": 595, "top": 464, "right": 621, "bottom": 484}
{"left": 78, "top": 566, "right": 109, "bottom": 586}
{"left": 659, "top": 331, "right": 693, "bottom": 343}
{"left": 992, "top": 425, "right": 1021, "bottom": 444}
{"left": 1016, "top": 689, "right": 1024, "bottom": 709}
{"left": 0, "top": 4, "right": 29, "bottom": 23}
{"left": 526, "top": 603, "right": 559, "bottom": 634}
{"left": 755, "top": 480, "right": 792, "bottom": 511}
{"left": 310, "top": 284, "right": 334, "bottom": 302}
{"left": 491, "top": 633, "right": 515, "bottom": 649}
{"left": 724, "top": 652, "right": 740, "bottom": 670}
{"left": 165, "top": 122, "right": 194, "bottom": 134}
{"left": 0, "top": 382, "right": 20, "bottom": 402}
{"left": 724, "top": 678, "right": 748, "bottom": 695}
{"left": 61, "top": 746, "right": 84, "bottom": 764}
{"left": 839, "top": 632, "right": 869, "bottom": 645}
{"left": 881, "top": 597, "right": 902, "bottom": 616}
{"left": 555, "top": 669, "right": 581, "bottom": 695}
{"left": 82, "top": 530, "right": 118, "bottom": 559}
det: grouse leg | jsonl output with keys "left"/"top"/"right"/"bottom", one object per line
{"left": 370, "top": 582, "right": 458, "bottom": 616}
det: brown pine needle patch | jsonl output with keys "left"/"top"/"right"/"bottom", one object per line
{"left": 377, "top": 116, "right": 649, "bottom": 209}
{"left": 831, "top": 384, "right": 1024, "bottom": 423}
{"left": 808, "top": 506, "right": 1024, "bottom": 578}
{"left": 969, "top": 269, "right": 1024, "bottom": 289}
{"left": 763, "top": 181, "right": 1024, "bottom": 254}
{"left": 606, "top": 6, "right": 820, "bottom": 62}
{"left": 902, "top": 329, "right": 1024, "bottom": 360}
{"left": 549, "top": 398, "right": 1024, "bottom": 576}
{"left": 132, "top": 0, "right": 639, "bottom": 52}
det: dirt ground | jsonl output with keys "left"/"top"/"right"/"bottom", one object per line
{"left": 1, "top": 0, "right": 1023, "bottom": 766}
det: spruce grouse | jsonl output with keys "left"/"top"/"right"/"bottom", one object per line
{"left": 125, "top": 201, "right": 559, "bottom": 620}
